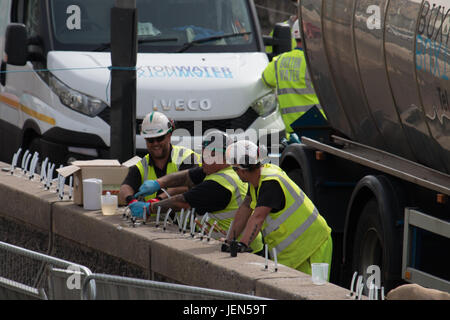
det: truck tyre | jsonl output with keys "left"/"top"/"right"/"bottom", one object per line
{"left": 287, "top": 168, "right": 305, "bottom": 191}
{"left": 351, "top": 198, "right": 401, "bottom": 293}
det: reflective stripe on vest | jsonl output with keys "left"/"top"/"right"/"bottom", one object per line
{"left": 252, "top": 164, "right": 329, "bottom": 267}
{"left": 137, "top": 146, "right": 198, "bottom": 200}
{"left": 141, "top": 146, "right": 187, "bottom": 180}
{"left": 261, "top": 173, "right": 318, "bottom": 250}
{"left": 280, "top": 104, "right": 317, "bottom": 115}
{"left": 205, "top": 168, "right": 264, "bottom": 253}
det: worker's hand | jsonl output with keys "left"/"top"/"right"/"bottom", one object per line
{"left": 129, "top": 201, "right": 150, "bottom": 219}
{"left": 135, "top": 180, "right": 161, "bottom": 198}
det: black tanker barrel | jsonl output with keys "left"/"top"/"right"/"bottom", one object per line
{"left": 299, "top": 0, "right": 450, "bottom": 175}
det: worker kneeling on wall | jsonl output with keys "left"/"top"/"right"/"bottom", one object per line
{"left": 224, "top": 140, "right": 332, "bottom": 278}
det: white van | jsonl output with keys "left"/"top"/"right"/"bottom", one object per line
{"left": 0, "top": 0, "right": 286, "bottom": 165}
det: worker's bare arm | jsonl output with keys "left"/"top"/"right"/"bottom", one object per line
{"left": 227, "top": 196, "right": 253, "bottom": 242}
{"left": 119, "top": 184, "right": 135, "bottom": 204}
{"left": 151, "top": 194, "right": 190, "bottom": 213}
{"left": 156, "top": 170, "right": 194, "bottom": 189}
{"left": 239, "top": 206, "right": 271, "bottom": 246}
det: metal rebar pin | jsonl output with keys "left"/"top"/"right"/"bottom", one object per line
{"left": 264, "top": 244, "right": 269, "bottom": 270}
{"left": 381, "top": 287, "right": 385, "bottom": 300}
{"left": 207, "top": 221, "right": 217, "bottom": 242}
{"left": 68, "top": 176, "right": 73, "bottom": 200}
{"left": 192, "top": 217, "right": 198, "bottom": 238}
{"left": 21, "top": 150, "right": 30, "bottom": 172}
{"left": 155, "top": 206, "right": 161, "bottom": 228}
{"left": 182, "top": 209, "right": 190, "bottom": 234}
{"left": 29, "top": 152, "right": 39, "bottom": 180}
{"left": 178, "top": 209, "right": 184, "bottom": 232}
{"left": 10, "top": 148, "right": 21, "bottom": 175}
{"left": 358, "top": 281, "right": 364, "bottom": 300}
{"left": 23, "top": 153, "right": 32, "bottom": 176}
{"left": 40, "top": 157, "right": 48, "bottom": 182}
{"left": 44, "top": 163, "right": 51, "bottom": 190}
{"left": 46, "top": 163, "right": 55, "bottom": 190}
{"left": 355, "top": 275, "right": 364, "bottom": 300}
{"left": 190, "top": 208, "right": 196, "bottom": 237}
{"left": 59, "top": 176, "right": 66, "bottom": 200}
{"left": 190, "top": 210, "right": 197, "bottom": 237}
{"left": 347, "top": 271, "right": 358, "bottom": 298}
{"left": 200, "top": 217, "right": 209, "bottom": 240}
{"left": 163, "top": 209, "right": 172, "bottom": 231}
{"left": 369, "top": 284, "right": 374, "bottom": 300}
{"left": 272, "top": 248, "right": 278, "bottom": 272}
{"left": 56, "top": 165, "right": 63, "bottom": 192}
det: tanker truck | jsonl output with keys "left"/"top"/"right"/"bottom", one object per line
{"left": 279, "top": 0, "right": 450, "bottom": 293}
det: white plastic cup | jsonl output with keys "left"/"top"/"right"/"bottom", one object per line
{"left": 311, "top": 263, "right": 329, "bottom": 285}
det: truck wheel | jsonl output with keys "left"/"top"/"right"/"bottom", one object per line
{"left": 287, "top": 168, "right": 305, "bottom": 191}
{"left": 351, "top": 198, "right": 400, "bottom": 294}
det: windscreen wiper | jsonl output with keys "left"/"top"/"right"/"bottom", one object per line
{"left": 176, "top": 32, "right": 252, "bottom": 53}
{"left": 94, "top": 37, "right": 179, "bottom": 52}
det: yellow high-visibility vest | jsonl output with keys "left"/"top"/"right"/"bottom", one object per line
{"left": 249, "top": 164, "right": 331, "bottom": 269}
{"left": 262, "top": 49, "right": 325, "bottom": 133}
{"left": 136, "top": 145, "right": 200, "bottom": 201}
{"left": 205, "top": 167, "right": 263, "bottom": 253}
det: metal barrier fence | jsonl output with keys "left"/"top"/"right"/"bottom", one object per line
{"left": 0, "top": 241, "right": 94, "bottom": 300}
{"left": 81, "top": 274, "right": 270, "bottom": 300}
{"left": 0, "top": 241, "right": 270, "bottom": 300}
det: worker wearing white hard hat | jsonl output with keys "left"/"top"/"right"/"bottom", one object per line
{"left": 119, "top": 111, "right": 200, "bottom": 216}
{"left": 126, "top": 130, "right": 264, "bottom": 254}
{"left": 224, "top": 140, "right": 333, "bottom": 278}
{"left": 262, "top": 15, "right": 326, "bottom": 142}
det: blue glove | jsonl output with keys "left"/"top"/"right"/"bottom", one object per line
{"left": 288, "top": 133, "right": 301, "bottom": 144}
{"left": 129, "top": 201, "right": 150, "bottom": 219}
{"left": 134, "top": 180, "right": 161, "bottom": 198}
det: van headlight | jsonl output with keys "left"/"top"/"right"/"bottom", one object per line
{"left": 250, "top": 93, "right": 278, "bottom": 117}
{"left": 49, "top": 74, "right": 108, "bottom": 117}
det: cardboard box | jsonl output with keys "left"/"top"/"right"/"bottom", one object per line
{"left": 57, "top": 157, "right": 141, "bottom": 206}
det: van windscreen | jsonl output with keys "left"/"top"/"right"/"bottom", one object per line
{"left": 49, "top": 0, "right": 257, "bottom": 53}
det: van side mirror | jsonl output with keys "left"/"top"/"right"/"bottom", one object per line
{"left": 5, "top": 23, "right": 28, "bottom": 66}
{"left": 263, "top": 23, "right": 291, "bottom": 60}
{"left": 272, "top": 23, "right": 292, "bottom": 57}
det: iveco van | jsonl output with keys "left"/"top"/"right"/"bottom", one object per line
{"left": 0, "top": 0, "right": 285, "bottom": 165}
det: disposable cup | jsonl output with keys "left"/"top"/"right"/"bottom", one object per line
{"left": 311, "top": 263, "right": 328, "bottom": 285}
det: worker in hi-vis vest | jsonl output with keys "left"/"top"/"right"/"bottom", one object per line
{"left": 125, "top": 130, "right": 263, "bottom": 254}
{"left": 262, "top": 19, "right": 326, "bottom": 139}
{"left": 119, "top": 111, "right": 200, "bottom": 214}
{"left": 224, "top": 140, "right": 332, "bottom": 279}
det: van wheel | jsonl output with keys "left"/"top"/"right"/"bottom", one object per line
{"left": 351, "top": 198, "right": 399, "bottom": 294}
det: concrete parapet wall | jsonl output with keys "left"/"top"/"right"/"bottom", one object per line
{"left": 0, "top": 162, "right": 352, "bottom": 300}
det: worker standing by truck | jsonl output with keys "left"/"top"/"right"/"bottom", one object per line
{"left": 224, "top": 140, "right": 332, "bottom": 278}
{"left": 119, "top": 111, "right": 200, "bottom": 208}
{"left": 127, "top": 131, "right": 264, "bottom": 254}
{"left": 262, "top": 18, "right": 325, "bottom": 140}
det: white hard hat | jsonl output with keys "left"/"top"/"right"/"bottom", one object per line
{"left": 141, "top": 112, "right": 173, "bottom": 138}
{"left": 292, "top": 19, "right": 301, "bottom": 40}
{"left": 226, "top": 140, "right": 263, "bottom": 168}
